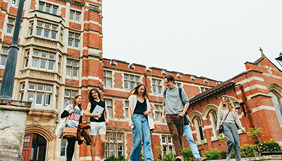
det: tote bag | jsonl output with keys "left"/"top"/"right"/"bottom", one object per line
{"left": 55, "top": 117, "right": 67, "bottom": 138}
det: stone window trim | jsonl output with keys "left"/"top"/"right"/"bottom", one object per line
{"left": 11, "top": 0, "right": 18, "bottom": 5}
{"left": 123, "top": 73, "right": 140, "bottom": 90}
{"left": 66, "top": 58, "right": 79, "bottom": 79}
{"left": 69, "top": 9, "right": 81, "bottom": 22}
{"left": 191, "top": 76, "right": 196, "bottom": 81}
{"left": 124, "top": 101, "right": 129, "bottom": 119}
{"left": 27, "top": 49, "right": 56, "bottom": 72}
{"left": 162, "top": 135, "right": 174, "bottom": 155}
{"left": 268, "top": 91, "right": 282, "bottom": 128}
{"left": 200, "top": 86, "right": 210, "bottom": 93}
{"left": 32, "top": 20, "right": 59, "bottom": 41}
{"left": 105, "top": 98, "right": 113, "bottom": 119}
{"left": 154, "top": 104, "right": 163, "bottom": 123}
{"left": 103, "top": 70, "right": 112, "bottom": 88}
{"left": 60, "top": 139, "right": 67, "bottom": 157}
{"left": 0, "top": 47, "right": 8, "bottom": 67}
{"left": 193, "top": 116, "right": 205, "bottom": 142}
{"left": 23, "top": 82, "right": 54, "bottom": 107}
{"left": 64, "top": 89, "right": 78, "bottom": 108}
{"left": 210, "top": 110, "right": 218, "bottom": 139}
{"left": 6, "top": 17, "right": 15, "bottom": 34}
{"left": 152, "top": 78, "right": 162, "bottom": 95}
{"left": 105, "top": 131, "right": 124, "bottom": 158}
{"left": 23, "top": 48, "right": 61, "bottom": 74}
{"left": 38, "top": 1, "right": 59, "bottom": 15}
{"left": 68, "top": 31, "right": 80, "bottom": 48}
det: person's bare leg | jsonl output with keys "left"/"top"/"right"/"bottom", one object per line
{"left": 100, "top": 134, "right": 106, "bottom": 160}
{"left": 91, "top": 135, "right": 96, "bottom": 161}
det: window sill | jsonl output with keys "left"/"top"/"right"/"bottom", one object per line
{"left": 26, "top": 35, "right": 63, "bottom": 45}
{"left": 31, "top": 10, "right": 60, "bottom": 18}
{"left": 21, "top": 68, "right": 60, "bottom": 74}
{"left": 65, "top": 77, "right": 79, "bottom": 80}
{"left": 20, "top": 68, "right": 62, "bottom": 78}
{"left": 29, "top": 106, "right": 58, "bottom": 118}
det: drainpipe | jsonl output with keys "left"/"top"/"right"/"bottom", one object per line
{"left": 240, "top": 85, "right": 254, "bottom": 128}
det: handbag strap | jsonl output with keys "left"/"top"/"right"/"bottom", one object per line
{"left": 222, "top": 110, "right": 230, "bottom": 124}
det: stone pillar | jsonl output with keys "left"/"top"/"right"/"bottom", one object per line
{"left": 0, "top": 99, "right": 31, "bottom": 161}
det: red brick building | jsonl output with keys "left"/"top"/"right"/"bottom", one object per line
{"left": 0, "top": 0, "right": 281, "bottom": 160}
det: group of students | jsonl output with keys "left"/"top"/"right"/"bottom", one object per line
{"left": 60, "top": 88, "right": 109, "bottom": 161}
{"left": 60, "top": 74, "right": 244, "bottom": 161}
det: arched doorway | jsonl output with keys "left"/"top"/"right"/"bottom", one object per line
{"left": 22, "top": 134, "right": 47, "bottom": 161}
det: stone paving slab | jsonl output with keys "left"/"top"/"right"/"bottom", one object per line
{"left": 209, "top": 155, "right": 282, "bottom": 161}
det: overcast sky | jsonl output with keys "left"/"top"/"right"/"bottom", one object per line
{"left": 102, "top": 0, "right": 282, "bottom": 81}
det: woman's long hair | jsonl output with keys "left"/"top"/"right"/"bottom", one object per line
{"left": 72, "top": 94, "right": 82, "bottom": 110}
{"left": 129, "top": 83, "right": 149, "bottom": 99}
{"left": 219, "top": 95, "right": 235, "bottom": 111}
{"left": 129, "top": 83, "right": 149, "bottom": 111}
{"left": 88, "top": 88, "right": 101, "bottom": 102}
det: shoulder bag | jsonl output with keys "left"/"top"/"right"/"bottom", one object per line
{"left": 218, "top": 110, "right": 230, "bottom": 133}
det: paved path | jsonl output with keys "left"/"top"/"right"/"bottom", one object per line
{"left": 210, "top": 155, "right": 282, "bottom": 161}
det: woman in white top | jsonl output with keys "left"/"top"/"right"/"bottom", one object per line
{"left": 128, "top": 83, "right": 154, "bottom": 161}
{"left": 216, "top": 95, "right": 245, "bottom": 161}
{"left": 61, "top": 95, "right": 83, "bottom": 161}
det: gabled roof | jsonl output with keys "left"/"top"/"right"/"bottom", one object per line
{"left": 252, "top": 48, "right": 281, "bottom": 71}
{"left": 189, "top": 79, "right": 235, "bottom": 104}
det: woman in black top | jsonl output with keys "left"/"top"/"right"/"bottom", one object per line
{"left": 85, "top": 89, "right": 109, "bottom": 161}
{"left": 128, "top": 83, "right": 154, "bottom": 161}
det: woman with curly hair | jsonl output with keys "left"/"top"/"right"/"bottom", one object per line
{"left": 85, "top": 88, "right": 109, "bottom": 161}
{"left": 216, "top": 95, "right": 245, "bottom": 161}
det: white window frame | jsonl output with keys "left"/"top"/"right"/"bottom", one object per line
{"left": 124, "top": 74, "right": 140, "bottom": 90}
{"left": 124, "top": 101, "right": 129, "bottom": 119}
{"left": 105, "top": 99, "right": 113, "bottom": 118}
{"left": 162, "top": 135, "right": 174, "bottom": 155}
{"left": 152, "top": 78, "right": 162, "bottom": 95}
{"left": 0, "top": 47, "right": 8, "bottom": 67}
{"left": 154, "top": 104, "right": 163, "bottom": 122}
{"left": 38, "top": 1, "right": 58, "bottom": 15}
{"left": 66, "top": 59, "right": 79, "bottom": 78}
{"left": 64, "top": 90, "right": 78, "bottom": 107}
{"left": 70, "top": 10, "right": 81, "bottom": 22}
{"left": 30, "top": 50, "right": 56, "bottom": 72}
{"left": 105, "top": 132, "right": 124, "bottom": 158}
{"left": 103, "top": 70, "right": 112, "bottom": 88}
{"left": 35, "top": 21, "right": 58, "bottom": 40}
{"left": 68, "top": 32, "right": 80, "bottom": 48}
{"left": 27, "top": 83, "right": 53, "bottom": 107}
{"left": 6, "top": 17, "right": 15, "bottom": 34}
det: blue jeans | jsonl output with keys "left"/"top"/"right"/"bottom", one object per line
{"left": 184, "top": 125, "right": 201, "bottom": 159}
{"left": 129, "top": 114, "right": 154, "bottom": 161}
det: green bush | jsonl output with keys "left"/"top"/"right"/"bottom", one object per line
{"left": 259, "top": 140, "right": 281, "bottom": 152}
{"left": 104, "top": 155, "right": 128, "bottom": 161}
{"left": 241, "top": 144, "right": 255, "bottom": 158}
{"left": 204, "top": 149, "right": 221, "bottom": 160}
{"left": 183, "top": 148, "right": 194, "bottom": 161}
{"left": 162, "top": 153, "right": 176, "bottom": 161}
{"left": 220, "top": 150, "right": 227, "bottom": 159}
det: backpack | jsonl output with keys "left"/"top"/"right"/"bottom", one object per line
{"left": 163, "top": 86, "right": 189, "bottom": 125}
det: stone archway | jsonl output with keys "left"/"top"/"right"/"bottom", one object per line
{"left": 22, "top": 125, "right": 56, "bottom": 161}
{"left": 202, "top": 104, "right": 218, "bottom": 119}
